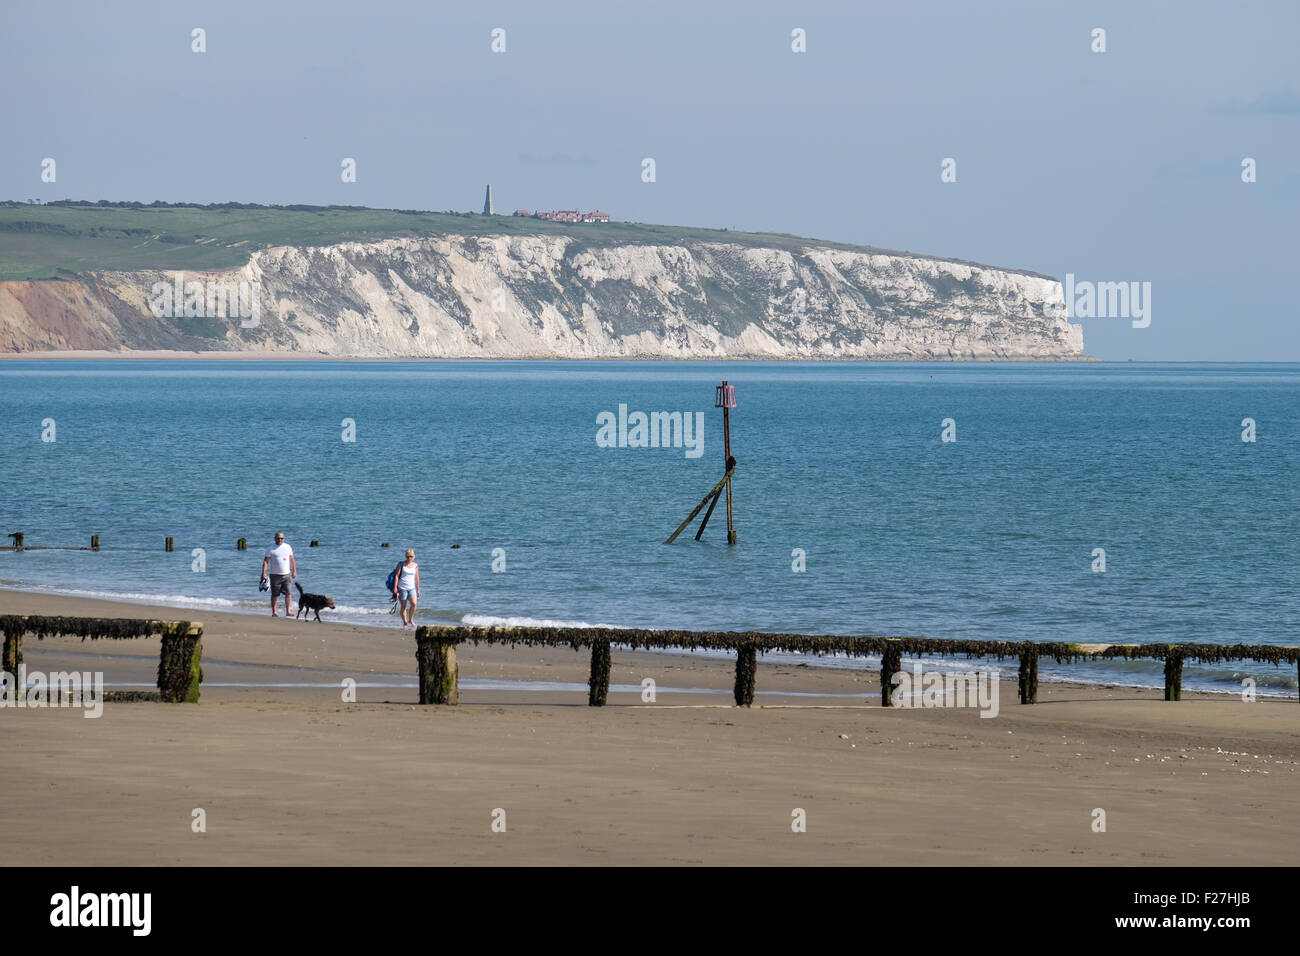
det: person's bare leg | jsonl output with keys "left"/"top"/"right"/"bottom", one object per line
{"left": 270, "top": 592, "right": 277, "bottom": 617}
{"left": 284, "top": 590, "right": 292, "bottom": 618}
{"left": 408, "top": 597, "right": 417, "bottom": 627}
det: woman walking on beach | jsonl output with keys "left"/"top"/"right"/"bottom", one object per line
{"left": 394, "top": 549, "right": 420, "bottom": 627}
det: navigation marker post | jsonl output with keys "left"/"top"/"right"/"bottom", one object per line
{"left": 666, "top": 382, "right": 738, "bottom": 545}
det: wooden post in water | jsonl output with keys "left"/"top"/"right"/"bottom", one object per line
{"left": 7, "top": 532, "right": 23, "bottom": 552}
{"left": 165, "top": 537, "right": 174, "bottom": 552}
{"left": 667, "top": 384, "right": 740, "bottom": 545}
{"left": 90, "top": 535, "right": 99, "bottom": 551}
{"left": 236, "top": 538, "right": 246, "bottom": 551}
{"left": 666, "top": 469, "right": 734, "bottom": 544}
{"left": 694, "top": 485, "right": 723, "bottom": 540}
{"left": 715, "top": 382, "right": 738, "bottom": 545}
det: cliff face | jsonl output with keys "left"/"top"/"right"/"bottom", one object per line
{"left": 0, "top": 234, "right": 1083, "bottom": 358}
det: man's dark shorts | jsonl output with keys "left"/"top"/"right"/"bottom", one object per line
{"left": 270, "top": 574, "right": 292, "bottom": 598}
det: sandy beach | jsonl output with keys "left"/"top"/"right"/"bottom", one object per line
{"left": 2, "top": 588, "right": 1296, "bottom": 866}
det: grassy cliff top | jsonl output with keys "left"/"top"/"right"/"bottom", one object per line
{"left": 0, "top": 200, "right": 1051, "bottom": 281}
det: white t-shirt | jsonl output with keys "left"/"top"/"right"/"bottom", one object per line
{"left": 265, "top": 543, "right": 294, "bottom": 575}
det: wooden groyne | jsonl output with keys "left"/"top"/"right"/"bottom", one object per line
{"left": 0, "top": 615, "right": 203, "bottom": 703}
{"left": 413, "top": 625, "right": 1300, "bottom": 707}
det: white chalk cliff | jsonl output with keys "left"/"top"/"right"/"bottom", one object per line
{"left": 0, "top": 234, "right": 1083, "bottom": 358}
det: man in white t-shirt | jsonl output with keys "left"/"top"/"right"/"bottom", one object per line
{"left": 261, "top": 532, "right": 297, "bottom": 617}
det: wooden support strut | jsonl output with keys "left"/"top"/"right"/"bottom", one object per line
{"left": 694, "top": 484, "right": 724, "bottom": 541}
{"left": 666, "top": 468, "right": 735, "bottom": 544}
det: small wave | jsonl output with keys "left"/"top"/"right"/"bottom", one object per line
{"left": 330, "top": 603, "right": 402, "bottom": 616}
{"left": 8, "top": 585, "right": 261, "bottom": 612}
{"left": 462, "top": 613, "right": 597, "bottom": 629}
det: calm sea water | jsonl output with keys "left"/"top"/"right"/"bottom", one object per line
{"left": 1, "top": 360, "right": 1296, "bottom": 694}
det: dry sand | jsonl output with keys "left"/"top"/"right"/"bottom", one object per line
{"left": 2, "top": 589, "right": 1297, "bottom": 865}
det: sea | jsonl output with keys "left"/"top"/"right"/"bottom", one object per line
{"left": 1, "top": 359, "right": 1296, "bottom": 695}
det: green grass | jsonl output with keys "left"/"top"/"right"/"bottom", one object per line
{"left": 0, "top": 201, "right": 1048, "bottom": 281}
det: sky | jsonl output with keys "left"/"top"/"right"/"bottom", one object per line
{"left": 2, "top": 0, "right": 1297, "bottom": 361}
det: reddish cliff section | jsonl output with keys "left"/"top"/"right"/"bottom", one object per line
{"left": 0, "top": 279, "right": 225, "bottom": 352}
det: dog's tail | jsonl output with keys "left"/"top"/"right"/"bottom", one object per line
{"left": 294, "top": 582, "right": 304, "bottom": 596}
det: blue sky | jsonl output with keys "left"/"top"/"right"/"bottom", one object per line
{"left": 2, "top": 0, "right": 1296, "bottom": 360}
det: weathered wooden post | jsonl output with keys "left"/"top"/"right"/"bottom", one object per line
{"left": 733, "top": 642, "right": 757, "bottom": 706}
{"left": 666, "top": 468, "right": 735, "bottom": 544}
{"left": 165, "top": 537, "right": 174, "bottom": 552}
{"left": 1163, "top": 650, "right": 1183, "bottom": 702}
{"left": 880, "top": 643, "right": 902, "bottom": 706}
{"left": 415, "top": 628, "right": 459, "bottom": 705}
{"left": 7, "top": 532, "right": 23, "bottom": 552}
{"left": 2, "top": 625, "right": 21, "bottom": 674}
{"left": 694, "top": 484, "right": 723, "bottom": 541}
{"left": 236, "top": 537, "right": 246, "bottom": 551}
{"left": 714, "top": 382, "right": 738, "bottom": 545}
{"left": 309, "top": 540, "right": 319, "bottom": 547}
{"left": 588, "top": 638, "right": 611, "bottom": 706}
{"left": 158, "top": 624, "right": 203, "bottom": 703}
{"left": 1018, "top": 646, "right": 1039, "bottom": 704}
{"left": 90, "top": 534, "right": 99, "bottom": 551}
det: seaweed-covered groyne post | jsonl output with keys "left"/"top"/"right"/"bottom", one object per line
{"left": 414, "top": 627, "right": 459, "bottom": 705}
{"left": 1, "top": 615, "right": 23, "bottom": 673}
{"left": 158, "top": 625, "right": 203, "bottom": 702}
{"left": 588, "top": 638, "right": 611, "bottom": 706}
{"left": 880, "top": 641, "right": 902, "bottom": 706}
{"left": 1163, "top": 648, "right": 1184, "bottom": 702}
{"left": 1018, "top": 646, "right": 1039, "bottom": 704}
{"left": 733, "top": 641, "right": 757, "bottom": 706}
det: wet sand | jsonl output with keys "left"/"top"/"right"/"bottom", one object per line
{"left": 2, "top": 589, "right": 1297, "bottom": 865}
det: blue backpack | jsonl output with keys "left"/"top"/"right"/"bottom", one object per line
{"left": 385, "top": 562, "right": 401, "bottom": 593}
